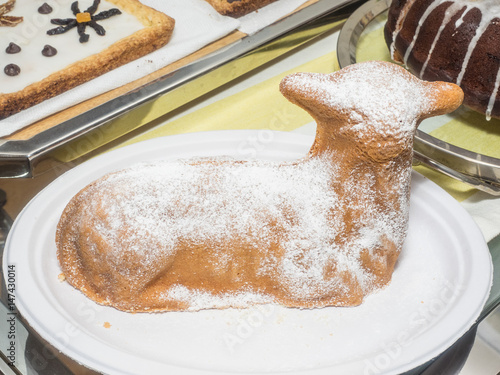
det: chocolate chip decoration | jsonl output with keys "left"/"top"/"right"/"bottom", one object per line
{"left": 41, "top": 44, "right": 57, "bottom": 57}
{"left": 5, "top": 41, "right": 20, "bottom": 53}
{"left": 4, "top": 63, "right": 20, "bottom": 76}
{"left": 47, "top": 0, "right": 121, "bottom": 43}
{"left": 38, "top": 2, "right": 53, "bottom": 14}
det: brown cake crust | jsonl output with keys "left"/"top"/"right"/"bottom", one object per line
{"left": 384, "top": 0, "right": 500, "bottom": 119}
{"left": 204, "top": 0, "right": 278, "bottom": 17}
{"left": 0, "top": 0, "right": 175, "bottom": 120}
{"left": 56, "top": 61, "right": 463, "bottom": 313}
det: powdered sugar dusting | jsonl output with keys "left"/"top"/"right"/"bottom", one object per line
{"left": 64, "top": 148, "right": 410, "bottom": 310}
{"left": 282, "top": 62, "right": 433, "bottom": 139}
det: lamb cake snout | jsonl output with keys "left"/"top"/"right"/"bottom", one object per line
{"left": 56, "top": 61, "right": 463, "bottom": 312}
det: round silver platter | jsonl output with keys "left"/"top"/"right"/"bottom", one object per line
{"left": 336, "top": 0, "right": 500, "bottom": 195}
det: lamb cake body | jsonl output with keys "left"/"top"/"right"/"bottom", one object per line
{"left": 56, "top": 61, "right": 463, "bottom": 312}
{"left": 0, "top": 0, "right": 174, "bottom": 119}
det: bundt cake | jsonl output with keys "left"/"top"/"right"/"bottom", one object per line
{"left": 384, "top": 0, "right": 500, "bottom": 119}
{"left": 56, "top": 61, "right": 463, "bottom": 313}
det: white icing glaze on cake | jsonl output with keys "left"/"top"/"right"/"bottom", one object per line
{"left": 388, "top": 0, "right": 500, "bottom": 119}
{"left": 282, "top": 64, "right": 430, "bottom": 137}
{"left": 1, "top": 0, "right": 144, "bottom": 93}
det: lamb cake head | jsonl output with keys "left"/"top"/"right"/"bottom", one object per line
{"left": 56, "top": 61, "right": 463, "bottom": 312}
{"left": 280, "top": 61, "right": 463, "bottom": 163}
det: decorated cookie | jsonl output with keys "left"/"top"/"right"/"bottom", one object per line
{"left": 0, "top": 0, "right": 175, "bottom": 119}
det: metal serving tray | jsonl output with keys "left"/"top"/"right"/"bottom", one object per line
{"left": 0, "top": 0, "right": 365, "bottom": 179}
{"left": 337, "top": 0, "right": 500, "bottom": 195}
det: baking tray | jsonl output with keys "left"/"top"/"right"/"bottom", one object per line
{"left": 337, "top": 0, "right": 500, "bottom": 195}
{"left": 0, "top": 0, "right": 365, "bottom": 178}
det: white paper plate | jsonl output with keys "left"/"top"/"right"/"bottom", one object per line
{"left": 3, "top": 130, "right": 492, "bottom": 375}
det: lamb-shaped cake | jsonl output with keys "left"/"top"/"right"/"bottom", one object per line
{"left": 56, "top": 61, "right": 463, "bottom": 312}
{"left": 0, "top": 0, "right": 175, "bottom": 119}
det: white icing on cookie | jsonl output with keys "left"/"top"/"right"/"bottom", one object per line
{"left": 1, "top": 0, "right": 144, "bottom": 93}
